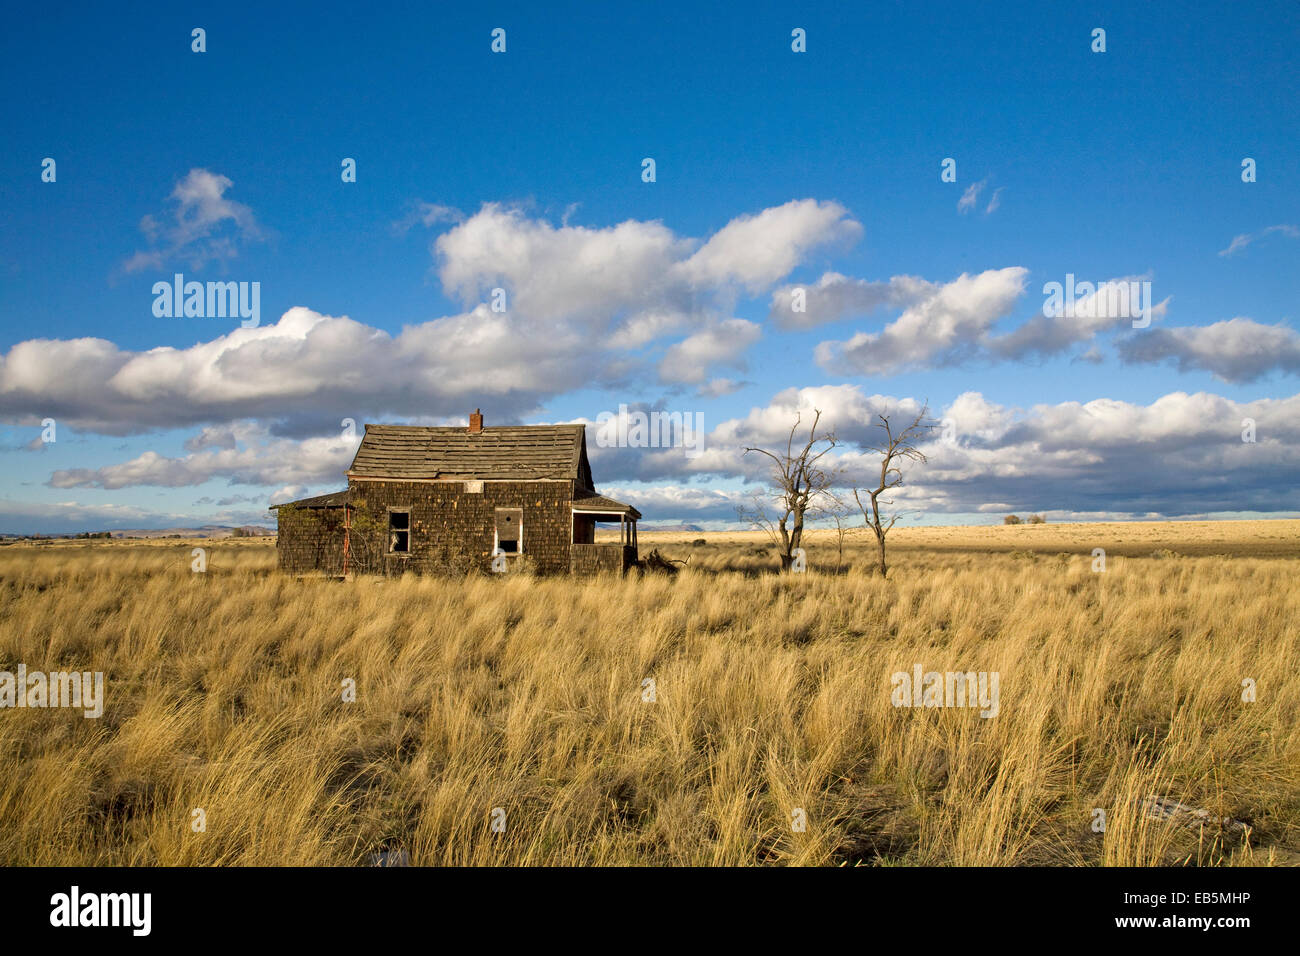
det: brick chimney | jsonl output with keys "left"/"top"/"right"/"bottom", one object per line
{"left": 468, "top": 408, "right": 483, "bottom": 434}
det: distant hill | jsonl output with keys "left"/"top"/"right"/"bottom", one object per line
{"left": 642, "top": 523, "right": 705, "bottom": 533}
{"left": 110, "top": 525, "right": 275, "bottom": 539}
{"left": 0, "top": 525, "right": 274, "bottom": 540}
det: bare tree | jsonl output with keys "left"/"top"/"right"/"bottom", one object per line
{"left": 852, "top": 404, "right": 932, "bottom": 578}
{"left": 737, "top": 410, "right": 838, "bottom": 571}
{"left": 810, "top": 491, "right": 857, "bottom": 573}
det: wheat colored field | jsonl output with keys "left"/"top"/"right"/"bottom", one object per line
{"left": 1, "top": 520, "right": 1297, "bottom": 866}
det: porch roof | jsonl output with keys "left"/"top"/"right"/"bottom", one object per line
{"left": 572, "top": 493, "right": 641, "bottom": 520}
{"left": 269, "top": 489, "right": 350, "bottom": 510}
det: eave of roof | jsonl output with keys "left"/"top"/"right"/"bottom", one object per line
{"left": 572, "top": 493, "right": 642, "bottom": 520}
{"left": 269, "top": 489, "right": 349, "bottom": 510}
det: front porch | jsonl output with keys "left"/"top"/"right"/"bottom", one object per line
{"left": 570, "top": 493, "right": 641, "bottom": 574}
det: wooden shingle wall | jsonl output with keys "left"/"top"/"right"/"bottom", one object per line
{"left": 347, "top": 479, "right": 575, "bottom": 575}
{"left": 275, "top": 506, "right": 347, "bottom": 574}
{"left": 569, "top": 543, "right": 635, "bottom": 574}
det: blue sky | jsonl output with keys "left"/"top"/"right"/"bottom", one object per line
{"left": 1, "top": 1, "right": 1298, "bottom": 532}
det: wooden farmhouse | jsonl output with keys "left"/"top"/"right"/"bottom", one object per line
{"left": 272, "top": 410, "right": 641, "bottom": 576}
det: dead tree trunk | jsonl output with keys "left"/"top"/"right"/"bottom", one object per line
{"left": 738, "top": 410, "right": 838, "bottom": 572}
{"left": 852, "top": 405, "right": 932, "bottom": 579}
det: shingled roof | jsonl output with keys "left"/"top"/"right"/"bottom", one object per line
{"left": 347, "top": 423, "right": 589, "bottom": 481}
{"left": 269, "top": 489, "right": 349, "bottom": 510}
{"left": 572, "top": 492, "right": 641, "bottom": 519}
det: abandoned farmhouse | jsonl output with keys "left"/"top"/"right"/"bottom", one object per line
{"left": 272, "top": 411, "right": 641, "bottom": 576}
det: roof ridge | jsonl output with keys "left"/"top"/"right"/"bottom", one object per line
{"left": 349, "top": 421, "right": 589, "bottom": 481}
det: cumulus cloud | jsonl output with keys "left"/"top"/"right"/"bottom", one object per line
{"left": 434, "top": 203, "right": 692, "bottom": 325}
{"left": 0, "top": 499, "right": 193, "bottom": 535}
{"left": 673, "top": 199, "right": 862, "bottom": 294}
{"left": 0, "top": 497, "right": 277, "bottom": 534}
{"left": 577, "top": 384, "right": 1300, "bottom": 519}
{"left": 815, "top": 267, "right": 1029, "bottom": 375}
{"left": 801, "top": 270, "right": 1186, "bottom": 375}
{"left": 881, "top": 387, "right": 1300, "bottom": 516}
{"left": 123, "top": 169, "right": 264, "bottom": 273}
{"left": 269, "top": 485, "right": 310, "bottom": 504}
{"left": 0, "top": 306, "right": 619, "bottom": 434}
{"left": 707, "top": 385, "right": 926, "bottom": 452}
{"left": 184, "top": 421, "right": 264, "bottom": 452}
{"left": 48, "top": 422, "right": 357, "bottom": 490}
{"left": 434, "top": 198, "right": 857, "bottom": 329}
{"left": 27, "top": 380, "right": 1300, "bottom": 521}
{"left": 7, "top": 200, "right": 861, "bottom": 435}
{"left": 987, "top": 276, "right": 1171, "bottom": 360}
{"left": 1118, "top": 317, "right": 1300, "bottom": 383}
{"left": 583, "top": 384, "right": 929, "bottom": 487}
{"left": 768, "top": 272, "right": 936, "bottom": 330}
{"left": 599, "top": 484, "right": 752, "bottom": 525}
{"left": 658, "top": 319, "right": 761, "bottom": 384}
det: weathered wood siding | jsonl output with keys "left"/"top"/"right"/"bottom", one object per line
{"left": 570, "top": 543, "right": 636, "bottom": 574}
{"left": 347, "top": 479, "right": 575, "bottom": 575}
{"left": 275, "top": 506, "right": 347, "bottom": 574}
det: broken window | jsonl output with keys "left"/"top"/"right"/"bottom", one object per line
{"left": 389, "top": 509, "right": 410, "bottom": 553}
{"left": 495, "top": 508, "right": 522, "bottom": 554}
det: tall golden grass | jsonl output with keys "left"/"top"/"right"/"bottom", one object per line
{"left": 0, "top": 523, "right": 1296, "bottom": 866}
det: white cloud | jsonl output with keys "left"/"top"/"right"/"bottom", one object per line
{"left": 673, "top": 199, "right": 862, "bottom": 294}
{"left": 434, "top": 203, "right": 692, "bottom": 327}
{"left": 123, "top": 168, "right": 263, "bottom": 273}
{"left": 988, "top": 276, "right": 1171, "bottom": 359}
{"left": 9, "top": 190, "right": 853, "bottom": 439}
{"left": 48, "top": 422, "right": 357, "bottom": 491}
{"left": 600, "top": 484, "right": 752, "bottom": 522}
{"left": 28, "top": 382, "right": 1300, "bottom": 520}
{"left": 658, "top": 319, "right": 761, "bottom": 384}
{"left": 957, "top": 178, "right": 987, "bottom": 214}
{"left": 801, "top": 270, "right": 1189, "bottom": 375}
{"left": 1217, "top": 224, "right": 1298, "bottom": 257}
{"left": 0, "top": 306, "right": 614, "bottom": 434}
{"left": 768, "top": 271, "right": 936, "bottom": 330}
{"left": 392, "top": 201, "right": 465, "bottom": 234}
{"left": 697, "top": 377, "right": 745, "bottom": 398}
{"left": 1118, "top": 317, "right": 1300, "bottom": 382}
{"left": 269, "top": 484, "right": 310, "bottom": 504}
{"left": 432, "top": 199, "right": 858, "bottom": 346}
{"left": 815, "top": 267, "right": 1029, "bottom": 375}
{"left": 585, "top": 384, "right": 1300, "bottom": 518}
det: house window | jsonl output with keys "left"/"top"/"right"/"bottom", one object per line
{"left": 495, "top": 508, "right": 522, "bottom": 554}
{"left": 465, "top": 480, "right": 484, "bottom": 494}
{"left": 389, "top": 510, "right": 410, "bottom": 553}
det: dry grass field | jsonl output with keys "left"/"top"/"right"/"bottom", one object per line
{"left": 1, "top": 520, "right": 1296, "bottom": 866}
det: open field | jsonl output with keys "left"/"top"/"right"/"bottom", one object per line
{"left": 635, "top": 518, "right": 1300, "bottom": 559}
{"left": 1, "top": 521, "right": 1297, "bottom": 865}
